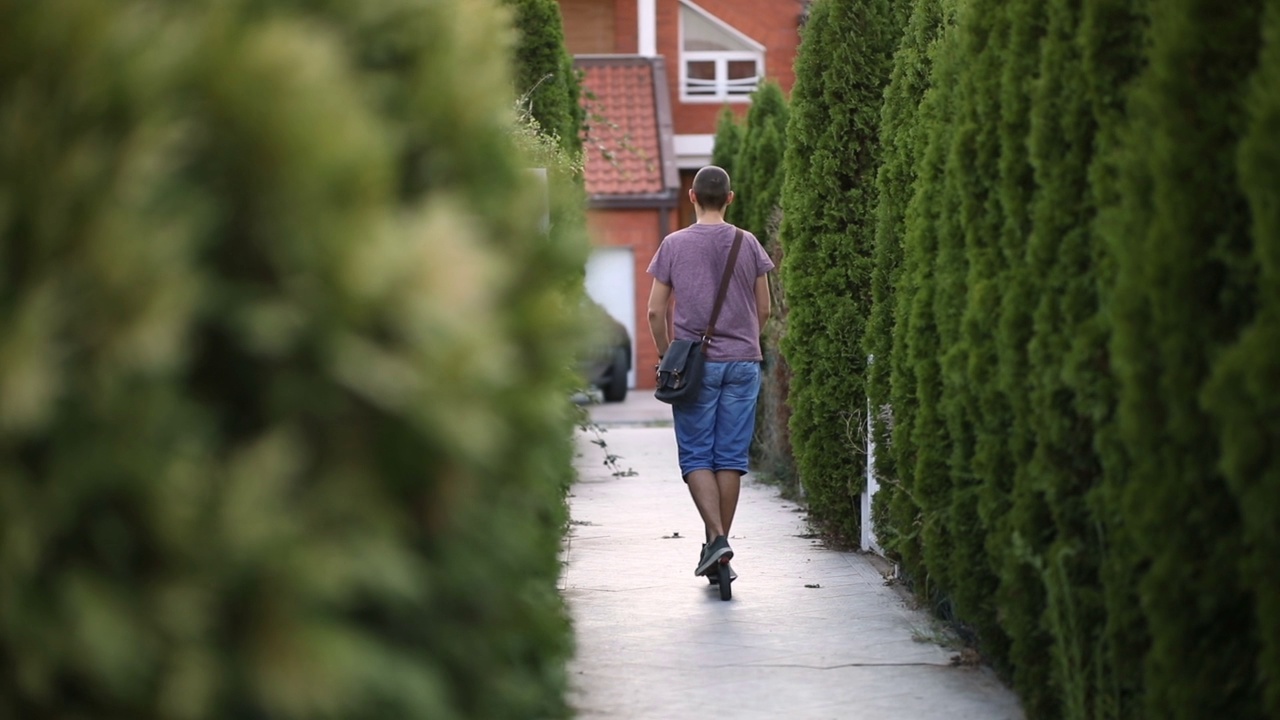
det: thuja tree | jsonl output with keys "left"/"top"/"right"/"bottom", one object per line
{"left": 711, "top": 106, "right": 744, "bottom": 209}
{"left": 913, "top": 0, "right": 977, "bottom": 621}
{"left": 868, "top": 0, "right": 1280, "bottom": 716}
{"left": 1106, "top": 0, "right": 1266, "bottom": 716}
{"left": 504, "top": 0, "right": 584, "bottom": 155}
{"left": 735, "top": 81, "right": 790, "bottom": 245}
{"left": 1078, "top": 0, "right": 1148, "bottom": 715}
{"left": 899, "top": 0, "right": 963, "bottom": 598}
{"left": 0, "top": 0, "right": 583, "bottom": 717}
{"left": 505, "top": 0, "right": 587, "bottom": 262}
{"left": 780, "top": 0, "right": 903, "bottom": 541}
{"left": 941, "top": 0, "right": 1012, "bottom": 668}
{"left": 734, "top": 81, "right": 795, "bottom": 490}
{"left": 875, "top": 0, "right": 946, "bottom": 576}
{"left": 1022, "top": 0, "right": 1127, "bottom": 715}
{"left": 1203, "top": 3, "right": 1280, "bottom": 712}
{"left": 989, "top": 0, "right": 1057, "bottom": 713}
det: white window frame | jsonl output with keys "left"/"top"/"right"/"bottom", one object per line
{"left": 678, "top": 1, "right": 765, "bottom": 103}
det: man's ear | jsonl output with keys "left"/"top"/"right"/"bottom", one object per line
{"left": 688, "top": 188, "right": 699, "bottom": 206}
{"left": 726, "top": 190, "right": 735, "bottom": 206}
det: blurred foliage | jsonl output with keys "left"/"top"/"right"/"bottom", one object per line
{"left": 1105, "top": 0, "right": 1266, "bottom": 716}
{"left": 0, "top": 0, "right": 586, "bottom": 717}
{"left": 1203, "top": 6, "right": 1280, "bottom": 718}
{"left": 503, "top": 0, "right": 588, "bottom": 342}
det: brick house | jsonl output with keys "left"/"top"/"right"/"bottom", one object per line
{"left": 560, "top": 0, "right": 805, "bottom": 389}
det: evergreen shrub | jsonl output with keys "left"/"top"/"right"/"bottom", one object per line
{"left": 734, "top": 81, "right": 789, "bottom": 249}
{"left": 899, "top": 0, "right": 962, "bottom": 598}
{"left": 1203, "top": 5, "right": 1280, "bottom": 716}
{"left": 0, "top": 1, "right": 583, "bottom": 717}
{"left": 711, "top": 106, "right": 745, "bottom": 220}
{"left": 780, "top": 0, "right": 903, "bottom": 542}
{"left": 1077, "top": 0, "right": 1149, "bottom": 715}
{"left": 942, "top": 0, "right": 1011, "bottom": 669}
{"left": 1021, "top": 0, "right": 1113, "bottom": 714}
{"left": 862, "top": 0, "right": 1280, "bottom": 716}
{"left": 732, "top": 82, "right": 795, "bottom": 492}
{"left": 504, "top": 0, "right": 587, "bottom": 279}
{"left": 877, "top": 0, "right": 946, "bottom": 579}
{"left": 986, "top": 0, "right": 1058, "bottom": 714}
{"left": 1106, "top": 0, "right": 1266, "bottom": 716}
{"left": 504, "top": 0, "right": 585, "bottom": 156}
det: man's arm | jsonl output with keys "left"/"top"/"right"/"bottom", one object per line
{"left": 755, "top": 274, "right": 772, "bottom": 331}
{"left": 647, "top": 279, "right": 673, "bottom": 359}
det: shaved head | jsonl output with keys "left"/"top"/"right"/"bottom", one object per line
{"left": 692, "top": 166, "right": 732, "bottom": 211}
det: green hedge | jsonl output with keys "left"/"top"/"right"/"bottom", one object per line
{"left": 731, "top": 82, "right": 795, "bottom": 492}
{"left": 868, "top": 0, "right": 942, "bottom": 551}
{"left": 1021, "top": 0, "right": 1107, "bottom": 715}
{"left": 990, "top": 0, "right": 1060, "bottom": 714}
{"left": 806, "top": 0, "right": 1280, "bottom": 714}
{"left": 711, "top": 107, "right": 744, "bottom": 221}
{"left": 1107, "top": 0, "right": 1266, "bottom": 716}
{"left": 940, "top": 0, "right": 1009, "bottom": 665}
{"left": 899, "top": 0, "right": 962, "bottom": 598}
{"left": 504, "top": 0, "right": 586, "bottom": 270}
{"left": 0, "top": 1, "right": 584, "bottom": 717}
{"left": 1203, "top": 4, "right": 1280, "bottom": 717}
{"left": 780, "top": 0, "right": 903, "bottom": 542}
{"left": 504, "top": 0, "right": 584, "bottom": 156}
{"left": 877, "top": 0, "right": 946, "bottom": 586}
{"left": 1077, "top": 0, "right": 1148, "bottom": 715}
{"left": 734, "top": 81, "right": 789, "bottom": 249}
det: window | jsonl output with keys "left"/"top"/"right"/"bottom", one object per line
{"left": 679, "top": 1, "right": 764, "bottom": 102}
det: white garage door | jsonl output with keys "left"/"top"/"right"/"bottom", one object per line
{"left": 585, "top": 248, "right": 636, "bottom": 388}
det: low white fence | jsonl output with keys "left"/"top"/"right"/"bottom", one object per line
{"left": 861, "top": 391, "right": 884, "bottom": 555}
{"left": 860, "top": 354, "right": 884, "bottom": 556}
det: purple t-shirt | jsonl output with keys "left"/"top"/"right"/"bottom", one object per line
{"left": 647, "top": 223, "right": 775, "bottom": 362}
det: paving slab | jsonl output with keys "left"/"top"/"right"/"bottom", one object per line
{"left": 565, "top": 397, "right": 1025, "bottom": 720}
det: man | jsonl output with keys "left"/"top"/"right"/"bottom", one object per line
{"left": 646, "top": 166, "right": 774, "bottom": 581}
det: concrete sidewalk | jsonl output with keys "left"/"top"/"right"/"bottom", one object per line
{"left": 564, "top": 395, "right": 1024, "bottom": 720}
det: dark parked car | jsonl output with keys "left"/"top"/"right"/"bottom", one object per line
{"left": 579, "top": 298, "right": 631, "bottom": 402}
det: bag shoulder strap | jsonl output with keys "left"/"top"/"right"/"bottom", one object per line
{"left": 704, "top": 227, "right": 744, "bottom": 341}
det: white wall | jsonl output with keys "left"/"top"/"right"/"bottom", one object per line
{"left": 638, "top": 0, "right": 657, "bottom": 56}
{"left": 585, "top": 248, "right": 637, "bottom": 387}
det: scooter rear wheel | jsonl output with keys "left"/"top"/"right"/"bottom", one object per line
{"left": 718, "top": 558, "right": 732, "bottom": 601}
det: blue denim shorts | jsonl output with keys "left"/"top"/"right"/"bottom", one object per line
{"left": 672, "top": 361, "right": 762, "bottom": 479}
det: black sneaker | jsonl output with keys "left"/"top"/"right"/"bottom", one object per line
{"left": 707, "top": 562, "right": 738, "bottom": 584}
{"left": 695, "top": 535, "right": 733, "bottom": 576}
{"left": 701, "top": 541, "right": 738, "bottom": 584}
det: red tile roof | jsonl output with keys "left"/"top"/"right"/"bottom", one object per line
{"left": 576, "top": 56, "right": 677, "bottom": 201}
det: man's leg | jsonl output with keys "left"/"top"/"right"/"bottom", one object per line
{"left": 671, "top": 363, "right": 727, "bottom": 566}
{"left": 715, "top": 470, "right": 742, "bottom": 536}
{"left": 681, "top": 362, "right": 756, "bottom": 580}
{"left": 686, "top": 469, "right": 725, "bottom": 539}
{"left": 688, "top": 469, "right": 739, "bottom": 542}
{"left": 701, "top": 468, "right": 742, "bottom": 579}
